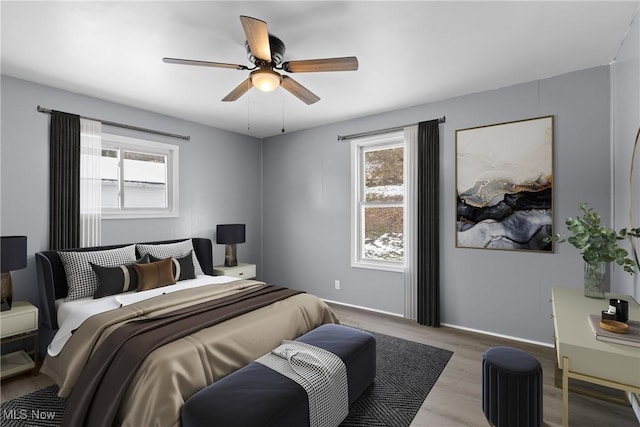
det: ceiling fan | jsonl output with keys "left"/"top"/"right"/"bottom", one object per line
{"left": 163, "top": 15, "right": 358, "bottom": 105}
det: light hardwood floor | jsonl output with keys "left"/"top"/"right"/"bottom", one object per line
{"left": 330, "top": 303, "right": 637, "bottom": 427}
{"left": 1, "top": 303, "right": 638, "bottom": 426}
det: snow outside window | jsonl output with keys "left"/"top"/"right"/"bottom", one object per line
{"left": 351, "top": 132, "right": 405, "bottom": 272}
{"left": 101, "top": 133, "right": 179, "bottom": 219}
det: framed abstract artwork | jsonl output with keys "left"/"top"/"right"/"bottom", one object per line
{"left": 455, "top": 115, "right": 554, "bottom": 252}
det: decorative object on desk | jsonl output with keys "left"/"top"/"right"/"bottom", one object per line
{"left": 601, "top": 301, "right": 619, "bottom": 321}
{"left": 599, "top": 319, "right": 629, "bottom": 334}
{"left": 610, "top": 298, "right": 629, "bottom": 323}
{"left": 455, "top": 115, "right": 553, "bottom": 252}
{"left": 584, "top": 262, "right": 607, "bottom": 299}
{"left": 546, "top": 202, "right": 640, "bottom": 298}
{"left": 216, "top": 224, "right": 245, "bottom": 267}
{"left": 1, "top": 236, "right": 27, "bottom": 311}
{"left": 588, "top": 314, "right": 640, "bottom": 347}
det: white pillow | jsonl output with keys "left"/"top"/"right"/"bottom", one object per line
{"left": 136, "top": 239, "right": 204, "bottom": 276}
{"left": 58, "top": 244, "right": 137, "bottom": 301}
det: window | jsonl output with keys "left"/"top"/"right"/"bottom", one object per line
{"left": 101, "top": 133, "right": 179, "bottom": 218}
{"left": 351, "top": 132, "right": 405, "bottom": 272}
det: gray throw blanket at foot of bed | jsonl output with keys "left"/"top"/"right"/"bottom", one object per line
{"left": 257, "top": 340, "right": 349, "bottom": 427}
{"left": 62, "top": 285, "right": 303, "bottom": 427}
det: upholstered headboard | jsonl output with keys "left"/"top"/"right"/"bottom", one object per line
{"left": 35, "top": 238, "right": 213, "bottom": 336}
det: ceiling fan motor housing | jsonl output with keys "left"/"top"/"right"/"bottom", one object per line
{"left": 245, "top": 34, "right": 286, "bottom": 66}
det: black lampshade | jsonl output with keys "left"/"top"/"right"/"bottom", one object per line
{"left": 1, "top": 236, "right": 27, "bottom": 273}
{"left": 216, "top": 224, "right": 246, "bottom": 245}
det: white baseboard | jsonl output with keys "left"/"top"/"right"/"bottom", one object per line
{"left": 322, "top": 298, "right": 404, "bottom": 318}
{"left": 440, "top": 322, "right": 554, "bottom": 348}
{"left": 323, "top": 298, "right": 554, "bottom": 348}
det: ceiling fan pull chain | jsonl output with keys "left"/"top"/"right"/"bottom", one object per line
{"left": 247, "top": 81, "right": 251, "bottom": 131}
{"left": 281, "top": 93, "right": 286, "bottom": 133}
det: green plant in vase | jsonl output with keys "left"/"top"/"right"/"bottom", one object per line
{"left": 548, "top": 202, "right": 640, "bottom": 298}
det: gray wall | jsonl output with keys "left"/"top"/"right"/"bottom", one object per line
{"left": 2, "top": 59, "right": 631, "bottom": 346}
{"left": 262, "top": 66, "right": 612, "bottom": 344}
{"left": 612, "top": 12, "right": 640, "bottom": 300}
{"left": 0, "top": 75, "right": 263, "bottom": 306}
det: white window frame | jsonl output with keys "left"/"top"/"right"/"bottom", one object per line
{"left": 350, "top": 131, "right": 405, "bottom": 272}
{"left": 101, "top": 133, "right": 179, "bottom": 219}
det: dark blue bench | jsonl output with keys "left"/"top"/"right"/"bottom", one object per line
{"left": 182, "top": 324, "right": 376, "bottom": 427}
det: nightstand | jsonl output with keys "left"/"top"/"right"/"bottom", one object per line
{"left": 1, "top": 301, "right": 39, "bottom": 380}
{"left": 213, "top": 263, "right": 256, "bottom": 279}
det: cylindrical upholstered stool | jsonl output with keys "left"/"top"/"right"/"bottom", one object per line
{"left": 482, "top": 346, "right": 543, "bottom": 427}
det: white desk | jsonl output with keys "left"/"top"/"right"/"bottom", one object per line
{"left": 551, "top": 287, "right": 640, "bottom": 426}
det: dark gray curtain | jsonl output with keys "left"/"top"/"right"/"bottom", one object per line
{"left": 49, "top": 111, "right": 81, "bottom": 250}
{"left": 417, "top": 120, "right": 440, "bottom": 326}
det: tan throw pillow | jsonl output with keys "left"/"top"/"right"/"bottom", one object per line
{"left": 134, "top": 258, "right": 176, "bottom": 291}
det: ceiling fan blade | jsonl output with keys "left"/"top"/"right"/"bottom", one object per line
{"left": 240, "top": 15, "right": 271, "bottom": 63}
{"left": 282, "top": 56, "right": 358, "bottom": 73}
{"left": 222, "top": 78, "right": 253, "bottom": 102}
{"left": 163, "top": 57, "right": 248, "bottom": 70}
{"left": 281, "top": 76, "right": 320, "bottom": 105}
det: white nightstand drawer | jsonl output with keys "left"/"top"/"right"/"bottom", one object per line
{"left": 213, "top": 263, "right": 256, "bottom": 279}
{"left": 1, "top": 301, "right": 38, "bottom": 338}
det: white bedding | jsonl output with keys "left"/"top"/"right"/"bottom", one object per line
{"left": 49, "top": 275, "right": 239, "bottom": 357}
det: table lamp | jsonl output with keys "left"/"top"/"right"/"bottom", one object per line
{"left": 216, "top": 224, "right": 245, "bottom": 267}
{"left": 1, "top": 236, "right": 27, "bottom": 311}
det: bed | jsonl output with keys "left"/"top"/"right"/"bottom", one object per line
{"left": 35, "top": 238, "right": 339, "bottom": 427}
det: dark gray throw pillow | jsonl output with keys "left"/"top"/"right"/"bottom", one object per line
{"left": 91, "top": 254, "right": 150, "bottom": 298}
{"left": 150, "top": 251, "right": 195, "bottom": 282}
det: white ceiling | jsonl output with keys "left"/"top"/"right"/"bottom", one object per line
{"left": 2, "top": 1, "right": 638, "bottom": 138}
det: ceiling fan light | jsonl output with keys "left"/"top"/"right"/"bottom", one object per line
{"left": 250, "top": 69, "right": 281, "bottom": 92}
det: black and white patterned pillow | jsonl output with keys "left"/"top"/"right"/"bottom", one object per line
{"left": 136, "top": 240, "right": 204, "bottom": 276}
{"left": 58, "top": 244, "right": 138, "bottom": 301}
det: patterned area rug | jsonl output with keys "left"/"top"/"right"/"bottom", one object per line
{"left": 0, "top": 331, "right": 452, "bottom": 427}
{"left": 341, "top": 331, "right": 453, "bottom": 426}
{"left": 1, "top": 384, "right": 63, "bottom": 427}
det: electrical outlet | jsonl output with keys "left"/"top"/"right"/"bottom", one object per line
{"left": 334, "top": 280, "right": 340, "bottom": 290}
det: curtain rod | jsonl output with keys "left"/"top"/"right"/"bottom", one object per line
{"left": 337, "top": 116, "right": 446, "bottom": 141}
{"left": 36, "top": 105, "right": 190, "bottom": 141}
